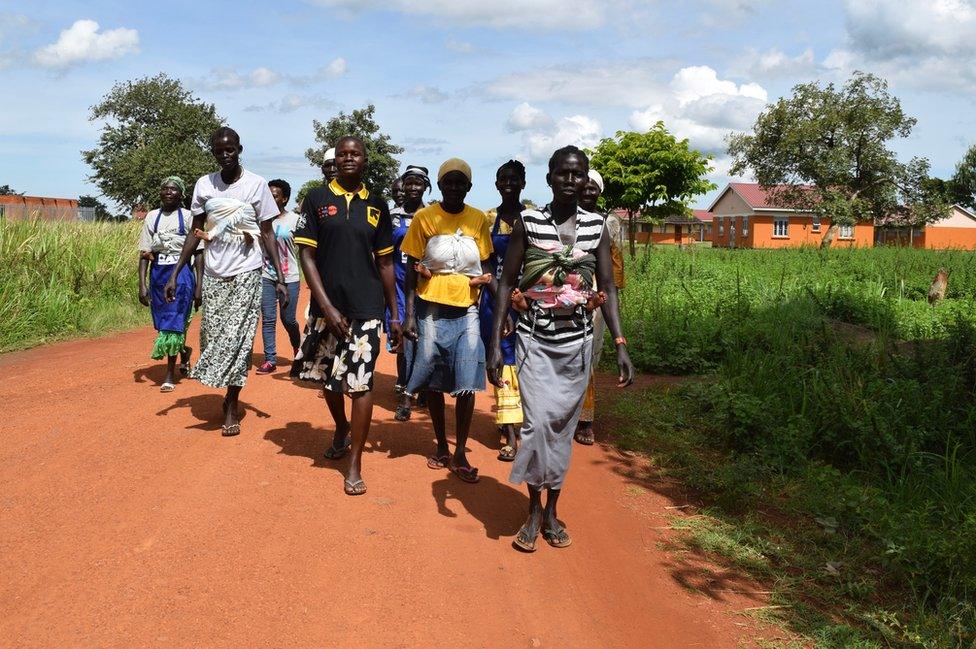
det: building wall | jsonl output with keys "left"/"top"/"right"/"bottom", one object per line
{"left": 0, "top": 196, "right": 79, "bottom": 221}
{"left": 923, "top": 227, "right": 976, "bottom": 250}
{"left": 712, "top": 211, "right": 873, "bottom": 248}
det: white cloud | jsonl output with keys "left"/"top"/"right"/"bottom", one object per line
{"left": 397, "top": 85, "right": 450, "bottom": 103}
{"left": 33, "top": 19, "right": 138, "bottom": 68}
{"left": 832, "top": 0, "right": 976, "bottom": 92}
{"left": 205, "top": 66, "right": 282, "bottom": 91}
{"left": 505, "top": 104, "right": 602, "bottom": 163}
{"left": 445, "top": 37, "right": 475, "bottom": 54}
{"left": 323, "top": 57, "right": 347, "bottom": 78}
{"left": 629, "top": 66, "right": 767, "bottom": 155}
{"left": 736, "top": 47, "right": 819, "bottom": 79}
{"left": 244, "top": 94, "right": 336, "bottom": 114}
{"left": 506, "top": 103, "right": 554, "bottom": 132}
{"left": 307, "top": 0, "right": 619, "bottom": 30}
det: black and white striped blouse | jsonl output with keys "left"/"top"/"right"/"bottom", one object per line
{"left": 516, "top": 204, "right": 605, "bottom": 344}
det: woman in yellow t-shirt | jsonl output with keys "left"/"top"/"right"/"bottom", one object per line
{"left": 402, "top": 158, "right": 493, "bottom": 483}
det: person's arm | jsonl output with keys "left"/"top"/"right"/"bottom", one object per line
{"left": 403, "top": 256, "right": 419, "bottom": 341}
{"left": 299, "top": 245, "right": 347, "bottom": 338}
{"left": 138, "top": 256, "right": 150, "bottom": 306}
{"left": 487, "top": 219, "right": 527, "bottom": 387}
{"left": 192, "top": 251, "right": 204, "bottom": 309}
{"left": 595, "top": 228, "right": 634, "bottom": 387}
{"left": 259, "top": 219, "right": 289, "bottom": 308}
{"left": 377, "top": 254, "right": 400, "bottom": 350}
{"left": 165, "top": 213, "right": 205, "bottom": 302}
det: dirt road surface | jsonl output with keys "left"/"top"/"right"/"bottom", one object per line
{"left": 0, "top": 315, "right": 775, "bottom": 648}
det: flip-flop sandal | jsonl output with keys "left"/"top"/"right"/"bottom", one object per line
{"left": 542, "top": 527, "right": 573, "bottom": 548}
{"left": 221, "top": 423, "right": 241, "bottom": 437}
{"left": 574, "top": 429, "right": 595, "bottom": 446}
{"left": 394, "top": 404, "right": 411, "bottom": 421}
{"left": 324, "top": 437, "right": 351, "bottom": 459}
{"left": 426, "top": 454, "right": 451, "bottom": 470}
{"left": 450, "top": 462, "right": 480, "bottom": 484}
{"left": 513, "top": 524, "right": 538, "bottom": 553}
{"left": 497, "top": 445, "right": 517, "bottom": 462}
{"left": 160, "top": 382, "right": 175, "bottom": 393}
{"left": 343, "top": 479, "right": 367, "bottom": 496}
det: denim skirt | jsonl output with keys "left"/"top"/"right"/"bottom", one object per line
{"left": 405, "top": 300, "right": 485, "bottom": 396}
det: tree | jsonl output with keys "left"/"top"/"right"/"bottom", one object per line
{"left": 83, "top": 73, "right": 224, "bottom": 211}
{"left": 305, "top": 104, "right": 403, "bottom": 198}
{"left": 0, "top": 185, "right": 22, "bottom": 196}
{"left": 728, "top": 72, "right": 947, "bottom": 248}
{"left": 78, "top": 195, "right": 112, "bottom": 221}
{"left": 950, "top": 144, "right": 976, "bottom": 210}
{"left": 589, "top": 123, "right": 716, "bottom": 257}
{"left": 296, "top": 179, "right": 323, "bottom": 206}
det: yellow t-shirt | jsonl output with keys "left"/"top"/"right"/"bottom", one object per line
{"left": 401, "top": 203, "right": 493, "bottom": 307}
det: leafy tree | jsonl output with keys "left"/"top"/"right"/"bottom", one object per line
{"left": 589, "top": 123, "right": 715, "bottom": 256}
{"left": 0, "top": 185, "right": 22, "bottom": 196}
{"left": 728, "top": 72, "right": 947, "bottom": 247}
{"left": 950, "top": 144, "right": 976, "bottom": 210}
{"left": 83, "top": 73, "right": 224, "bottom": 211}
{"left": 296, "top": 179, "right": 323, "bottom": 206}
{"left": 305, "top": 104, "right": 403, "bottom": 198}
{"left": 78, "top": 195, "right": 112, "bottom": 221}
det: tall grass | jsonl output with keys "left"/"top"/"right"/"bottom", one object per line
{"left": 614, "top": 246, "right": 976, "bottom": 645}
{"left": 0, "top": 218, "right": 144, "bottom": 353}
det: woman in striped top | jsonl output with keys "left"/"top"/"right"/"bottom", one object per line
{"left": 488, "top": 145, "right": 634, "bottom": 552}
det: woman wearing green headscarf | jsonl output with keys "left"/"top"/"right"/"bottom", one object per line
{"left": 137, "top": 176, "right": 204, "bottom": 391}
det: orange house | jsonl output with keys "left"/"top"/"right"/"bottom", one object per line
{"left": 709, "top": 183, "right": 873, "bottom": 248}
{"left": 876, "top": 205, "right": 976, "bottom": 250}
{"left": 0, "top": 195, "right": 80, "bottom": 221}
{"left": 623, "top": 209, "right": 709, "bottom": 245}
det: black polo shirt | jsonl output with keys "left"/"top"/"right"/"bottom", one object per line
{"left": 294, "top": 179, "right": 393, "bottom": 320}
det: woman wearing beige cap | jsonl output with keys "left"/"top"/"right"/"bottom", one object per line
{"left": 401, "top": 158, "right": 494, "bottom": 483}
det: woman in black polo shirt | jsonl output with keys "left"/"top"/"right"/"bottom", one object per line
{"left": 292, "top": 135, "right": 401, "bottom": 496}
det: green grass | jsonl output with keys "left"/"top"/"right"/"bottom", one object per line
{"left": 607, "top": 246, "right": 976, "bottom": 647}
{"left": 0, "top": 218, "right": 145, "bottom": 353}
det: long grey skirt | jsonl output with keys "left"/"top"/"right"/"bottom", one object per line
{"left": 190, "top": 269, "right": 261, "bottom": 388}
{"left": 508, "top": 331, "right": 592, "bottom": 490}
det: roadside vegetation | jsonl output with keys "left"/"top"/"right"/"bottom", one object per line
{"left": 0, "top": 218, "right": 142, "bottom": 353}
{"left": 607, "top": 245, "right": 976, "bottom": 646}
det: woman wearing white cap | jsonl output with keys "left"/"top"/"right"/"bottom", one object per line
{"left": 321, "top": 147, "right": 338, "bottom": 182}
{"left": 401, "top": 158, "right": 494, "bottom": 483}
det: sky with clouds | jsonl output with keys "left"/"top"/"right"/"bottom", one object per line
{"left": 1, "top": 0, "right": 975, "bottom": 211}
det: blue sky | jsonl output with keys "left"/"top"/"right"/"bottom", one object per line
{"left": 1, "top": 0, "right": 974, "bottom": 212}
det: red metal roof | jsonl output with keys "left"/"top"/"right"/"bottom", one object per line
{"left": 725, "top": 183, "right": 815, "bottom": 210}
{"left": 693, "top": 209, "right": 712, "bottom": 222}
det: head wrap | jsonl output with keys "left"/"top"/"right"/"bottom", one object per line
{"left": 588, "top": 170, "right": 604, "bottom": 193}
{"left": 324, "top": 147, "right": 336, "bottom": 162}
{"left": 161, "top": 175, "right": 187, "bottom": 197}
{"left": 437, "top": 158, "right": 472, "bottom": 183}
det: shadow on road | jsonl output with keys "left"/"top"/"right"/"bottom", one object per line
{"left": 431, "top": 474, "right": 527, "bottom": 540}
{"left": 156, "top": 394, "right": 270, "bottom": 431}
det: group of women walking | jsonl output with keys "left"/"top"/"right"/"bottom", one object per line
{"left": 137, "top": 126, "right": 633, "bottom": 552}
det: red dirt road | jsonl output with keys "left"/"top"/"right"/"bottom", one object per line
{"left": 0, "top": 317, "right": 773, "bottom": 648}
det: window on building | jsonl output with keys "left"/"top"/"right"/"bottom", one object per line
{"left": 719, "top": 218, "right": 724, "bottom": 235}
{"left": 773, "top": 217, "right": 789, "bottom": 237}
{"left": 812, "top": 214, "right": 821, "bottom": 232}
{"left": 742, "top": 215, "right": 749, "bottom": 236}
{"left": 839, "top": 224, "right": 854, "bottom": 239}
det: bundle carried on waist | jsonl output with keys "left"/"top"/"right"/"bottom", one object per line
{"left": 203, "top": 197, "right": 259, "bottom": 243}
{"left": 519, "top": 244, "right": 596, "bottom": 309}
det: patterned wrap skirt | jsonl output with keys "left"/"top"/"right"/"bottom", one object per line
{"left": 509, "top": 331, "right": 592, "bottom": 490}
{"left": 189, "top": 269, "right": 261, "bottom": 388}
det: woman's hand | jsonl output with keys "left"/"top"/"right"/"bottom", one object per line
{"left": 487, "top": 344, "right": 505, "bottom": 388}
{"left": 511, "top": 288, "right": 529, "bottom": 312}
{"left": 502, "top": 314, "right": 515, "bottom": 338}
{"left": 402, "top": 315, "right": 418, "bottom": 342}
{"left": 468, "top": 273, "right": 492, "bottom": 287}
{"left": 616, "top": 345, "right": 635, "bottom": 388}
{"left": 388, "top": 321, "right": 402, "bottom": 352}
{"left": 164, "top": 275, "right": 178, "bottom": 303}
{"left": 323, "top": 304, "right": 348, "bottom": 339}
{"left": 276, "top": 281, "right": 289, "bottom": 308}
{"left": 138, "top": 286, "right": 150, "bottom": 307}
{"left": 193, "top": 228, "right": 211, "bottom": 242}
{"left": 414, "top": 262, "right": 432, "bottom": 279}
{"left": 585, "top": 290, "right": 607, "bottom": 312}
